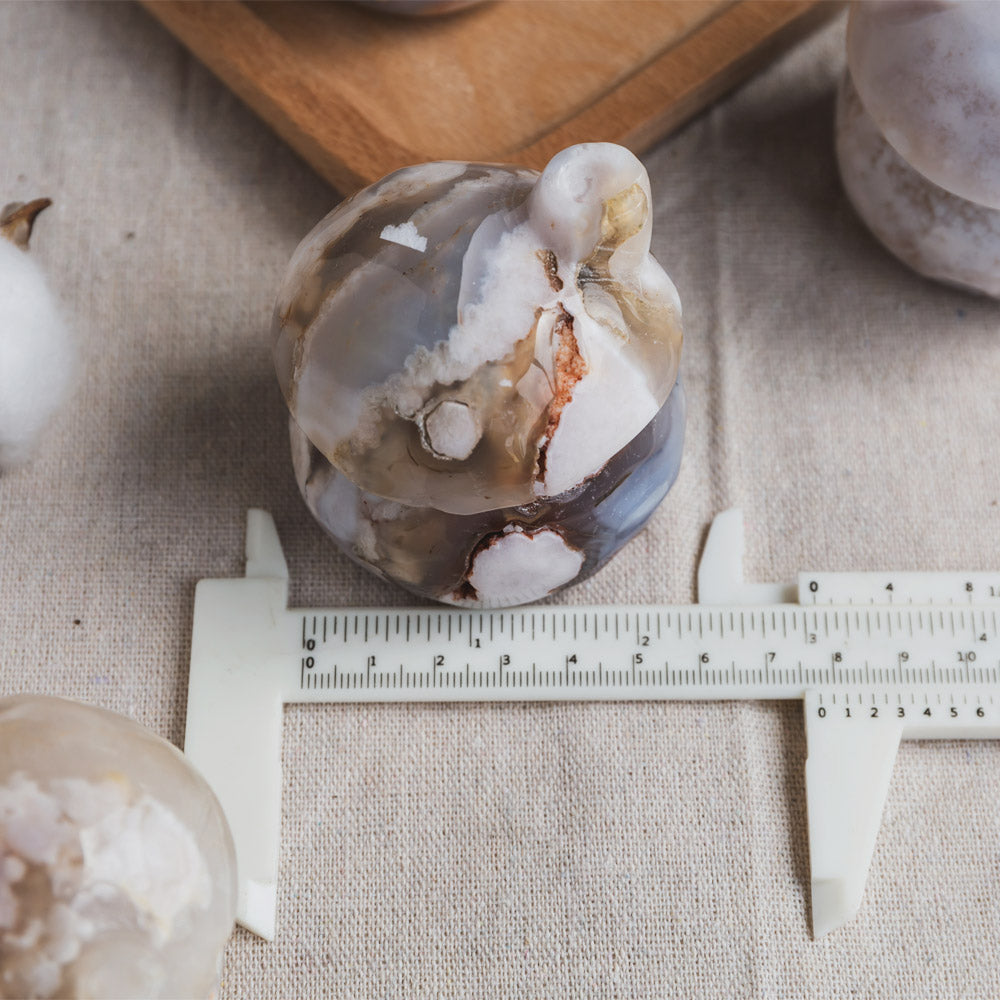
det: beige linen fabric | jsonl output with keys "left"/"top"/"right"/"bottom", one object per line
{"left": 2, "top": 3, "right": 999, "bottom": 997}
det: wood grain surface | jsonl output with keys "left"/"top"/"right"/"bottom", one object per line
{"left": 141, "top": 0, "right": 839, "bottom": 193}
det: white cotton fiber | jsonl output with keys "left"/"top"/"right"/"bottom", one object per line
{"left": 0, "top": 237, "right": 75, "bottom": 467}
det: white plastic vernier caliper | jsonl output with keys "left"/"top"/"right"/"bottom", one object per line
{"left": 186, "top": 509, "right": 1000, "bottom": 940}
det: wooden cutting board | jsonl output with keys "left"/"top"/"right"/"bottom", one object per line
{"left": 141, "top": 0, "right": 839, "bottom": 194}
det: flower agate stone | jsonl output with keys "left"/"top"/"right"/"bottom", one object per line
{"left": 837, "top": 1, "right": 1000, "bottom": 296}
{"left": 0, "top": 695, "right": 236, "bottom": 1000}
{"left": 273, "top": 143, "right": 685, "bottom": 607}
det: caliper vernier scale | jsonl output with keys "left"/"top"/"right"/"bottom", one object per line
{"left": 186, "top": 509, "right": 1000, "bottom": 941}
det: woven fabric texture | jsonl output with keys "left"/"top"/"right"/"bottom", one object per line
{"left": 1, "top": 4, "right": 999, "bottom": 998}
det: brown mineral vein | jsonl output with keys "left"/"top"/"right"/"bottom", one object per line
{"left": 548, "top": 308, "right": 586, "bottom": 431}
{"left": 536, "top": 248, "right": 563, "bottom": 292}
{"left": 535, "top": 307, "right": 587, "bottom": 483}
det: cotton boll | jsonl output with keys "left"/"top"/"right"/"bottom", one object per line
{"left": 0, "top": 201, "right": 75, "bottom": 469}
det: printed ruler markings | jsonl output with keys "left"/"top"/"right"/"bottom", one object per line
{"left": 290, "top": 604, "right": 1000, "bottom": 713}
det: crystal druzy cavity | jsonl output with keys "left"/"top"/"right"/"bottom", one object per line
{"left": 0, "top": 696, "right": 236, "bottom": 1000}
{"left": 273, "top": 143, "right": 685, "bottom": 606}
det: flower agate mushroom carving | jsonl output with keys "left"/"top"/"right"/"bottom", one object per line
{"left": 273, "top": 143, "right": 685, "bottom": 607}
{"left": 836, "top": 1, "right": 1000, "bottom": 296}
{"left": 0, "top": 695, "right": 236, "bottom": 1000}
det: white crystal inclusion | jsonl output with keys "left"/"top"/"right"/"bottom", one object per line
{"left": 462, "top": 527, "right": 585, "bottom": 607}
{"left": 379, "top": 221, "right": 427, "bottom": 252}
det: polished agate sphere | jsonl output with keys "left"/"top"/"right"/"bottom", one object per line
{"left": 0, "top": 696, "right": 236, "bottom": 1000}
{"left": 273, "top": 143, "right": 685, "bottom": 606}
{"left": 837, "top": 1, "right": 1000, "bottom": 295}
